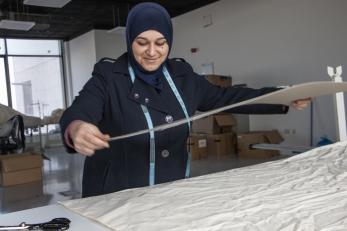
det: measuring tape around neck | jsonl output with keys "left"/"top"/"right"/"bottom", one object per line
{"left": 128, "top": 64, "right": 191, "bottom": 186}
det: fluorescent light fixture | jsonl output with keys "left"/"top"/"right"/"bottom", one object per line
{"left": 23, "top": 0, "right": 71, "bottom": 8}
{"left": 0, "top": 20, "right": 35, "bottom": 31}
{"left": 107, "top": 26, "right": 126, "bottom": 34}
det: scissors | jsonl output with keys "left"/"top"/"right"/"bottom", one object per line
{"left": 0, "top": 217, "right": 71, "bottom": 230}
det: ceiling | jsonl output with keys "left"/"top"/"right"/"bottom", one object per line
{"left": 0, "top": 0, "right": 219, "bottom": 41}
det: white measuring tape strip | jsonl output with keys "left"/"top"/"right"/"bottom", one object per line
{"left": 109, "top": 81, "right": 347, "bottom": 142}
{"left": 109, "top": 95, "right": 258, "bottom": 142}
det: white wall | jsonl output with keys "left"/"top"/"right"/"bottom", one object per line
{"left": 66, "top": 30, "right": 96, "bottom": 98}
{"left": 94, "top": 30, "right": 126, "bottom": 61}
{"left": 171, "top": 0, "right": 347, "bottom": 145}
{"left": 65, "top": 30, "right": 127, "bottom": 99}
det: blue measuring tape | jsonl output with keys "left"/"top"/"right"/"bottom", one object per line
{"left": 163, "top": 66, "right": 191, "bottom": 178}
{"left": 128, "top": 64, "right": 191, "bottom": 186}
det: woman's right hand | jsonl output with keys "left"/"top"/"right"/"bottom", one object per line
{"left": 69, "top": 120, "right": 110, "bottom": 156}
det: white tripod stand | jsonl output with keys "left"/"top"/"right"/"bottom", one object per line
{"left": 327, "top": 66, "right": 347, "bottom": 141}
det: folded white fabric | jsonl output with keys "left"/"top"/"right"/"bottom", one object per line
{"left": 61, "top": 141, "right": 347, "bottom": 231}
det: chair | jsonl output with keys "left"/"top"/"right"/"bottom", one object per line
{"left": 0, "top": 115, "right": 25, "bottom": 154}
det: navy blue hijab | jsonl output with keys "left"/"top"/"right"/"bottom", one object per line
{"left": 126, "top": 2, "right": 173, "bottom": 91}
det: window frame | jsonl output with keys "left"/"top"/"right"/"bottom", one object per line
{"left": 0, "top": 38, "right": 66, "bottom": 109}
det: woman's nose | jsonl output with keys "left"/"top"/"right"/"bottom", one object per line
{"left": 146, "top": 44, "right": 156, "bottom": 56}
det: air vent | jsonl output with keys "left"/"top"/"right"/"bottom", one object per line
{"left": 0, "top": 20, "right": 35, "bottom": 31}
{"left": 23, "top": 0, "right": 72, "bottom": 8}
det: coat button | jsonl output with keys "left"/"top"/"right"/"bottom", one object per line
{"left": 134, "top": 93, "right": 140, "bottom": 99}
{"left": 165, "top": 115, "right": 173, "bottom": 123}
{"left": 145, "top": 98, "right": 149, "bottom": 103}
{"left": 161, "top": 149, "right": 170, "bottom": 158}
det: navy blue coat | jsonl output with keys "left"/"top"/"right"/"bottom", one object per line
{"left": 60, "top": 53, "right": 287, "bottom": 197}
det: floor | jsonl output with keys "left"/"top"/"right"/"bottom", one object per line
{"left": 0, "top": 142, "right": 288, "bottom": 215}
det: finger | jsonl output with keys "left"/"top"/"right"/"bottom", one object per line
{"left": 91, "top": 127, "right": 106, "bottom": 138}
{"left": 89, "top": 127, "right": 110, "bottom": 143}
{"left": 102, "top": 134, "right": 110, "bottom": 141}
{"left": 75, "top": 145, "right": 95, "bottom": 156}
{"left": 80, "top": 125, "right": 110, "bottom": 147}
{"left": 73, "top": 132, "right": 103, "bottom": 151}
{"left": 80, "top": 139, "right": 101, "bottom": 151}
{"left": 84, "top": 134, "right": 109, "bottom": 149}
{"left": 81, "top": 147, "right": 95, "bottom": 156}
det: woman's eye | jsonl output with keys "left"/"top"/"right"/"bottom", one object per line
{"left": 136, "top": 40, "right": 147, "bottom": 46}
{"left": 156, "top": 41, "right": 166, "bottom": 46}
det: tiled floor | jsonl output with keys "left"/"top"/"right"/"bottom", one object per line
{"left": 0, "top": 145, "right": 288, "bottom": 214}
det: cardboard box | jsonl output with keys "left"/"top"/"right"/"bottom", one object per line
{"left": 192, "top": 113, "right": 237, "bottom": 134}
{"left": 237, "top": 130, "right": 284, "bottom": 159}
{"left": 207, "top": 132, "right": 236, "bottom": 158}
{"left": 187, "top": 134, "right": 208, "bottom": 160}
{"left": 0, "top": 152, "right": 43, "bottom": 186}
{"left": 0, "top": 180, "right": 43, "bottom": 203}
{"left": 205, "top": 75, "right": 232, "bottom": 88}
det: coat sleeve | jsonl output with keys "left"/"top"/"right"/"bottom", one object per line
{"left": 194, "top": 72, "right": 288, "bottom": 114}
{"left": 59, "top": 62, "right": 108, "bottom": 152}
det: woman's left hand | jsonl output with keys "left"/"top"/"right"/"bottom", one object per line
{"left": 291, "top": 97, "right": 311, "bottom": 110}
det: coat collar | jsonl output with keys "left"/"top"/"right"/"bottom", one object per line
{"left": 113, "top": 52, "right": 187, "bottom": 114}
{"left": 112, "top": 52, "right": 130, "bottom": 75}
{"left": 127, "top": 78, "right": 169, "bottom": 114}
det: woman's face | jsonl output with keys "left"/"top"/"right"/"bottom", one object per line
{"left": 132, "top": 30, "right": 169, "bottom": 71}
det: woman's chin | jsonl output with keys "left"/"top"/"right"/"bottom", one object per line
{"left": 142, "top": 63, "right": 161, "bottom": 71}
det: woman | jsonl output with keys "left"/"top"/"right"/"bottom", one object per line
{"left": 60, "top": 2, "right": 309, "bottom": 198}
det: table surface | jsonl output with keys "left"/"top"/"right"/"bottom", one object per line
{"left": 0, "top": 204, "right": 112, "bottom": 230}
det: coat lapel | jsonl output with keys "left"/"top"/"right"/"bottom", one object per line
{"left": 127, "top": 76, "right": 169, "bottom": 114}
{"left": 113, "top": 53, "right": 180, "bottom": 115}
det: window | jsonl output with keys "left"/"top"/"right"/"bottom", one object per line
{"left": 0, "top": 58, "right": 8, "bottom": 105}
{"left": 1, "top": 38, "right": 65, "bottom": 130}
{"left": 0, "top": 39, "right": 5, "bottom": 55}
{"left": 6, "top": 39, "right": 60, "bottom": 56}
{"left": 8, "top": 57, "right": 64, "bottom": 117}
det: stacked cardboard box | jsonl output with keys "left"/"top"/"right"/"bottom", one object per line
{"left": 189, "top": 74, "right": 234, "bottom": 160}
{"left": 207, "top": 133, "right": 236, "bottom": 158}
{"left": 205, "top": 75, "right": 232, "bottom": 88}
{"left": 237, "top": 130, "right": 284, "bottom": 159}
{"left": 0, "top": 181, "right": 43, "bottom": 204}
{"left": 0, "top": 152, "right": 43, "bottom": 186}
{"left": 0, "top": 152, "right": 43, "bottom": 203}
{"left": 191, "top": 113, "right": 237, "bottom": 159}
{"left": 187, "top": 134, "right": 208, "bottom": 160}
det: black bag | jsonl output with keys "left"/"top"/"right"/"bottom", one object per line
{"left": 0, "top": 115, "right": 25, "bottom": 154}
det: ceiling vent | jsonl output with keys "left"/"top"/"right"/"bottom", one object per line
{"left": 23, "top": 0, "right": 72, "bottom": 8}
{"left": 0, "top": 19, "right": 35, "bottom": 31}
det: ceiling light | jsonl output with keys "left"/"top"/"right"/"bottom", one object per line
{"left": 0, "top": 20, "right": 35, "bottom": 31}
{"left": 107, "top": 26, "right": 126, "bottom": 34}
{"left": 23, "top": 0, "right": 72, "bottom": 8}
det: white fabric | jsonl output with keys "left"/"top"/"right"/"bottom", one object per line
{"left": 0, "top": 103, "right": 42, "bottom": 128}
{"left": 60, "top": 142, "right": 347, "bottom": 231}
{"left": 110, "top": 81, "right": 347, "bottom": 141}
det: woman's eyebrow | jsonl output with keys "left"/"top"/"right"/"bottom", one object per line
{"left": 136, "top": 36, "right": 166, "bottom": 41}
